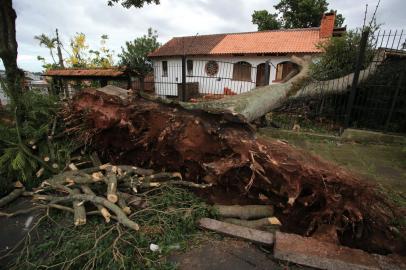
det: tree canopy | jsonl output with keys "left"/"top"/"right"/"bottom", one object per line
{"left": 252, "top": 0, "right": 345, "bottom": 31}
{"left": 251, "top": 10, "right": 281, "bottom": 31}
{"left": 35, "top": 32, "right": 114, "bottom": 70}
{"left": 118, "top": 28, "right": 160, "bottom": 77}
{"left": 107, "top": 0, "right": 159, "bottom": 8}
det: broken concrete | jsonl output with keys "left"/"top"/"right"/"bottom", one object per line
{"left": 274, "top": 232, "right": 406, "bottom": 270}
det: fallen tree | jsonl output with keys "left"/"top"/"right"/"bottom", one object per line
{"left": 61, "top": 84, "right": 405, "bottom": 255}
{"left": 179, "top": 49, "right": 386, "bottom": 123}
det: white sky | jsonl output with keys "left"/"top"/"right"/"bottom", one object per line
{"left": 4, "top": 0, "right": 406, "bottom": 72}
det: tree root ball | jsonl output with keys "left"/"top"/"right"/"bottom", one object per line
{"left": 63, "top": 87, "right": 406, "bottom": 255}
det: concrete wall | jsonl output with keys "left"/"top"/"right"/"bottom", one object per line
{"left": 152, "top": 55, "right": 292, "bottom": 97}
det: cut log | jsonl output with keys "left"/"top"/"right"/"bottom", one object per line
{"left": 0, "top": 187, "right": 25, "bottom": 208}
{"left": 198, "top": 218, "right": 274, "bottom": 246}
{"left": 71, "top": 189, "right": 86, "bottom": 226}
{"left": 50, "top": 193, "right": 139, "bottom": 231}
{"left": 223, "top": 217, "right": 281, "bottom": 229}
{"left": 106, "top": 173, "right": 118, "bottom": 203}
{"left": 81, "top": 185, "right": 111, "bottom": 223}
{"left": 214, "top": 205, "right": 274, "bottom": 220}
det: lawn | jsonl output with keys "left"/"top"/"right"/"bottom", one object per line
{"left": 258, "top": 128, "right": 406, "bottom": 193}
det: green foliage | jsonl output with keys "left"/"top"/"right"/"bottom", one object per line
{"left": 119, "top": 28, "right": 160, "bottom": 76}
{"left": 8, "top": 186, "right": 215, "bottom": 270}
{"left": 331, "top": 9, "right": 345, "bottom": 27}
{"left": 275, "top": 0, "right": 328, "bottom": 28}
{"left": 107, "top": 0, "right": 159, "bottom": 8}
{"left": 0, "top": 89, "right": 73, "bottom": 194}
{"left": 252, "top": 0, "right": 345, "bottom": 30}
{"left": 34, "top": 33, "right": 58, "bottom": 64}
{"left": 252, "top": 10, "right": 281, "bottom": 31}
{"left": 310, "top": 29, "right": 376, "bottom": 80}
{"left": 35, "top": 32, "right": 114, "bottom": 70}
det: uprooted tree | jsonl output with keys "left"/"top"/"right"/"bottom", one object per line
{"left": 62, "top": 79, "right": 405, "bottom": 255}
{"left": 1, "top": 0, "right": 405, "bottom": 257}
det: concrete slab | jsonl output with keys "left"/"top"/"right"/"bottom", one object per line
{"left": 274, "top": 232, "right": 406, "bottom": 270}
{"left": 199, "top": 218, "right": 274, "bottom": 246}
{"left": 169, "top": 238, "right": 283, "bottom": 270}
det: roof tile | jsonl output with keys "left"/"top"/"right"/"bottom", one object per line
{"left": 149, "top": 28, "right": 324, "bottom": 57}
{"left": 45, "top": 68, "right": 126, "bottom": 77}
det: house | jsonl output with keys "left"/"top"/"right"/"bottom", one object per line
{"left": 149, "top": 12, "right": 342, "bottom": 98}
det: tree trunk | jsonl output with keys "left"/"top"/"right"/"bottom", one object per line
{"left": 180, "top": 50, "right": 385, "bottom": 123}
{"left": 0, "top": 0, "right": 23, "bottom": 106}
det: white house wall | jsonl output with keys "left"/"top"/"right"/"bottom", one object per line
{"left": 153, "top": 55, "right": 292, "bottom": 97}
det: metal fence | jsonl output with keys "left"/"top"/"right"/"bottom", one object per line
{"left": 276, "top": 29, "right": 406, "bottom": 133}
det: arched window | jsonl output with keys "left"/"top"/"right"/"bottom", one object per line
{"left": 274, "top": 61, "right": 296, "bottom": 82}
{"left": 233, "top": 61, "right": 252, "bottom": 81}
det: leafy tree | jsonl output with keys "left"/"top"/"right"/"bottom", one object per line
{"left": 275, "top": 0, "right": 329, "bottom": 28}
{"left": 107, "top": 0, "right": 159, "bottom": 8}
{"left": 37, "top": 32, "right": 114, "bottom": 69}
{"left": 89, "top": 34, "right": 114, "bottom": 68}
{"left": 310, "top": 29, "right": 376, "bottom": 80}
{"left": 251, "top": 0, "right": 345, "bottom": 31}
{"left": 118, "top": 28, "right": 160, "bottom": 78}
{"left": 34, "top": 34, "right": 57, "bottom": 64}
{"left": 252, "top": 10, "right": 281, "bottom": 31}
{"left": 331, "top": 9, "right": 345, "bottom": 27}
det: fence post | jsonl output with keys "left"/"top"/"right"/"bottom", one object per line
{"left": 344, "top": 29, "right": 370, "bottom": 128}
{"left": 384, "top": 69, "right": 405, "bottom": 131}
{"left": 264, "top": 61, "right": 270, "bottom": 85}
{"left": 181, "top": 56, "right": 187, "bottom": 102}
{"left": 140, "top": 76, "right": 145, "bottom": 92}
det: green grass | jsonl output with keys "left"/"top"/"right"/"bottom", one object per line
{"left": 259, "top": 128, "right": 406, "bottom": 194}
{"left": 6, "top": 186, "right": 215, "bottom": 270}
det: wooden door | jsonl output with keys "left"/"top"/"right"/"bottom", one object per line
{"left": 256, "top": 63, "right": 266, "bottom": 87}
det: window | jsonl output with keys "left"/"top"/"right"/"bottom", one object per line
{"left": 274, "top": 62, "right": 295, "bottom": 82}
{"left": 232, "top": 61, "right": 252, "bottom": 81}
{"left": 162, "top": 61, "right": 168, "bottom": 77}
{"left": 187, "top": 60, "right": 193, "bottom": 76}
{"left": 205, "top": 61, "right": 219, "bottom": 76}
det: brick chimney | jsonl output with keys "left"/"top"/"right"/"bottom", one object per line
{"left": 319, "top": 12, "right": 336, "bottom": 38}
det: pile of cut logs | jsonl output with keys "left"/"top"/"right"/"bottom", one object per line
{"left": 0, "top": 163, "right": 212, "bottom": 231}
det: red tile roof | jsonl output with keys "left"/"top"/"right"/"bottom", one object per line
{"left": 149, "top": 28, "right": 325, "bottom": 57}
{"left": 45, "top": 68, "right": 126, "bottom": 77}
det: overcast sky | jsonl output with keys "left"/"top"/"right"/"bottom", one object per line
{"left": 3, "top": 0, "right": 405, "bottom": 72}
